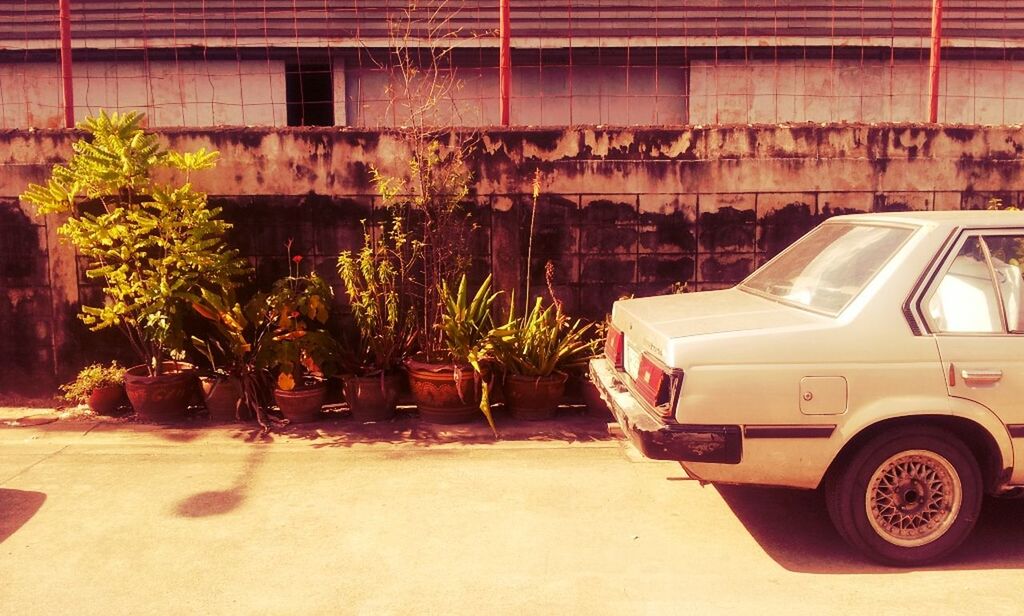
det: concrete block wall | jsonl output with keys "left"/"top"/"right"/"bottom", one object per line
{"left": 2, "top": 124, "right": 1023, "bottom": 392}
{"left": 689, "top": 59, "right": 1024, "bottom": 125}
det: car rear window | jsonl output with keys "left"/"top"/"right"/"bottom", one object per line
{"left": 740, "top": 223, "right": 914, "bottom": 316}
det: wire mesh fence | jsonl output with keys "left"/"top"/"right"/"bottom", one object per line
{"left": 1, "top": 1, "right": 1023, "bottom": 129}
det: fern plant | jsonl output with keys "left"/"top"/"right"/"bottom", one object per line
{"left": 21, "top": 111, "right": 249, "bottom": 376}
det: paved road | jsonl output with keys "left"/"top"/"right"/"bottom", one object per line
{"left": 1, "top": 415, "right": 1022, "bottom": 615}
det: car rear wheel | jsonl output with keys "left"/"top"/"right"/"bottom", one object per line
{"left": 825, "top": 426, "right": 982, "bottom": 566}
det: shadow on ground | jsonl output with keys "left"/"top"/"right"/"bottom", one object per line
{"left": 174, "top": 447, "right": 267, "bottom": 518}
{"left": 0, "top": 489, "right": 46, "bottom": 543}
{"left": 716, "top": 485, "right": 1024, "bottom": 573}
{"left": 229, "top": 406, "right": 615, "bottom": 448}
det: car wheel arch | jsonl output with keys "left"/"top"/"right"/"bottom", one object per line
{"left": 821, "top": 414, "right": 1007, "bottom": 495}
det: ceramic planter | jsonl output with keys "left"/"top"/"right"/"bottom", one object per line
{"left": 503, "top": 372, "right": 568, "bottom": 421}
{"left": 124, "top": 362, "right": 199, "bottom": 423}
{"left": 274, "top": 381, "right": 327, "bottom": 423}
{"left": 405, "top": 358, "right": 481, "bottom": 424}
{"left": 344, "top": 372, "right": 403, "bottom": 422}
{"left": 201, "top": 376, "right": 242, "bottom": 422}
{"left": 87, "top": 384, "right": 126, "bottom": 416}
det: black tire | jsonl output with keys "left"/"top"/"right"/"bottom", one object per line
{"left": 825, "top": 425, "right": 983, "bottom": 566}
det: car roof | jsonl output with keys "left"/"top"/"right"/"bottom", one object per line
{"left": 828, "top": 210, "right": 1024, "bottom": 229}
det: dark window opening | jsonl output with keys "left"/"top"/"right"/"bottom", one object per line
{"left": 286, "top": 63, "right": 334, "bottom": 126}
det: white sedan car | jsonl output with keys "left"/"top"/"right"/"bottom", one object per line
{"left": 591, "top": 210, "right": 1024, "bottom": 566}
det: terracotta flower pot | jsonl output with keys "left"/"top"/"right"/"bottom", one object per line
{"left": 87, "top": 384, "right": 126, "bottom": 416}
{"left": 405, "top": 358, "right": 481, "bottom": 424}
{"left": 201, "top": 376, "right": 242, "bottom": 422}
{"left": 504, "top": 372, "right": 568, "bottom": 421}
{"left": 274, "top": 382, "right": 327, "bottom": 423}
{"left": 344, "top": 372, "right": 403, "bottom": 422}
{"left": 124, "top": 362, "right": 199, "bottom": 423}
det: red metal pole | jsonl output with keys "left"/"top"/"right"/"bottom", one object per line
{"left": 927, "top": 0, "right": 943, "bottom": 123}
{"left": 58, "top": 0, "right": 75, "bottom": 128}
{"left": 499, "top": 0, "right": 511, "bottom": 126}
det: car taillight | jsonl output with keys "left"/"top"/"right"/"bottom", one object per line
{"left": 635, "top": 354, "right": 671, "bottom": 409}
{"left": 605, "top": 324, "right": 624, "bottom": 370}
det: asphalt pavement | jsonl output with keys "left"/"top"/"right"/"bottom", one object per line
{"left": 2, "top": 409, "right": 1023, "bottom": 615}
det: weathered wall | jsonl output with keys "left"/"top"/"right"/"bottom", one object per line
{"left": 2, "top": 124, "right": 1023, "bottom": 392}
{"left": 5, "top": 56, "right": 1023, "bottom": 129}
{"left": 689, "top": 59, "right": 1024, "bottom": 125}
{"left": 0, "top": 61, "right": 287, "bottom": 129}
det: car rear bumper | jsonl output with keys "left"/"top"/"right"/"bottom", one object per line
{"left": 589, "top": 357, "right": 742, "bottom": 464}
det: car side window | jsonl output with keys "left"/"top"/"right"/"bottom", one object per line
{"left": 926, "top": 234, "right": 1024, "bottom": 334}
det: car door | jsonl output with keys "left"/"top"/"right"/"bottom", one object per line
{"left": 924, "top": 230, "right": 1024, "bottom": 484}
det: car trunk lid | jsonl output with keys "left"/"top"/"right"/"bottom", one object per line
{"left": 613, "top": 288, "right": 822, "bottom": 369}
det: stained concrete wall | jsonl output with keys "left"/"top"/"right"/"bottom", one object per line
{"left": 0, "top": 61, "right": 287, "bottom": 129}
{"left": 4, "top": 57, "right": 1023, "bottom": 129}
{"left": 690, "top": 59, "right": 1024, "bottom": 125}
{"left": 2, "top": 124, "right": 1023, "bottom": 391}
{"left": 344, "top": 64, "right": 688, "bottom": 127}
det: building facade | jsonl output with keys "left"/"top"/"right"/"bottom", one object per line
{"left": 1, "top": 1, "right": 1023, "bottom": 129}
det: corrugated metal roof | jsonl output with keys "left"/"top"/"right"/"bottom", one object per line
{"left": 1, "top": 1, "right": 1022, "bottom": 49}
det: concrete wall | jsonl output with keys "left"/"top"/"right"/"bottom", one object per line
{"left": 0, "top": 61, "right": 287, "bottom": 129}
{"left": 690, "top": 59, "right": 1024, "bottom": 125}
{"left": 344, "top": 64, "right": 688, "bottom": 127}
{"left": 2, "top": 124, "right": 1023, "bottom": 392}
{"left": 4, "top": 56, "right": 1024, "bottom": 128}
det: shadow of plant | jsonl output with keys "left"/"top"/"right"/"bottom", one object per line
{"left": 716, "top": 485, "right": 1024, "bottom": 573}
{"left": 229, "top": 406, "right": 615, "bottom": 449}
{"left": 174, "top": 447, "right": 266, "bottom": 518}
{"left": 0, "top": 489, "right": 46, "bottom": 543}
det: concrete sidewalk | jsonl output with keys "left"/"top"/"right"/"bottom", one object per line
{"left": 3, "top": 409, "right": 1023, "bottom": 616}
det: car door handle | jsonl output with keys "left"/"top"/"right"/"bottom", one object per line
{"left": 961, "top": 369, "right": 1003, "bottom": 384}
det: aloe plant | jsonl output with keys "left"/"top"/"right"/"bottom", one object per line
{"left": 438, "top": 274, "right": 504, "bottom": 434}
{"left": 494, "top": 296, "right": 599, "bottom": 378}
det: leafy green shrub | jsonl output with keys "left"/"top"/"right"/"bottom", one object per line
{"left": 337, "top": 214, "right": 419, "bottom": 376}
{"left": 60, "top": 362, "right": 126, "bottom": 404}
{"left": 21, "top": 111, "right": 249, "bottom": 376}
{"left": 251, "top": 249, "right": 339, "bottom": 391}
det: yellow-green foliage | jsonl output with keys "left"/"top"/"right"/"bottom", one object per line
{"left": 21, "top": 111, "right": 248, "bottom": 374}
{"left": 494, "top": 297, "right": 599, "bottom": 378}
{"left": 439, "top": 274, "right": 502, "bottom": 435}
{"left": 337, "top": 214, "right": 420, "bottom": 375}
{"left": 60, "top": 362, "right": 126, "bottom": 404}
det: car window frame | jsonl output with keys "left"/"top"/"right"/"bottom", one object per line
{"left": 916, "top": 227, "right": 1024, "bottom": 338}
{"left": 738, "top": 220, "right": 918, "bottom": 318}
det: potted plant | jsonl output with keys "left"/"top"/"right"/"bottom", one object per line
{"left": 190, "top": 297, "right": 248, "bottom": 424}
{"left": 253, "top": 245, "right": 340, "bottom": 424}
{"left": 493, "top": 294, "right": 600, "bottom": 421}
{"left": 406, "top": 274, "right": 502, "bottom": 434}
{"left": 60, "top": 362, "right": 128, "bottom": 416}
{"left": 337, "top": 214, "right": 419, "bottom": 422}
{"left": 21, "top": 111, "right": 248, "bottom": 422}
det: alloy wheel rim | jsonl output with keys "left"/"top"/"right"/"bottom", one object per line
{"left": 865, "top": 449, "right": 962, "bottom": 548}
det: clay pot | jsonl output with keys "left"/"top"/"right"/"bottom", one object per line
{"left": 405, "top": 358, "right": 481, "bottom": 424}
{"left": 274, "top": 382, "right": 327, "bottom": 423}
{"left": 344, "top": 372, "right": 403, "bottom": 422}
{"left": 504, "top": 372, "right": 568, "bottom": 421}
{"left": 87, "top": 384, "right": 126, "bottom": 416}
{"left": 124, "top": 362, "right": 199, "bottom": 423}
{"left": 201, "top": 376, "right": 242, "bottom": 422}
